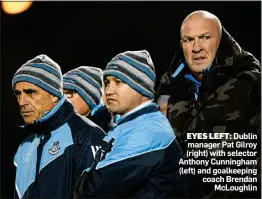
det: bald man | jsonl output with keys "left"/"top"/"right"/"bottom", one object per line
{"left": 157, "top": 10, "right": 260, "bottom": 198}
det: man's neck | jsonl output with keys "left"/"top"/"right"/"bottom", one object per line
{"left": 194, "top": 73, "right": 203, "bottom": 81}
{"left": 116, "top": 100, "right": 153, "bottom": 124}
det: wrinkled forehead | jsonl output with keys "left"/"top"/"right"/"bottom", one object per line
{"left": 14, "top": 81, "right": 52, "bottom": 97}
{"left": 14, "top": 81, "right": 40, "bottom": 90}
{"left": 181, "top": 16, "right": 219, "bottom": 37}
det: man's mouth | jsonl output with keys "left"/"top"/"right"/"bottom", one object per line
{"left": 21, "top": 111, "right": 33, "bottom": 116}
{"left": 193, "top": 57, "right": 206, "bottom": 61}
{"left": 107, "top": 99, "right": 117, "bottom": 103}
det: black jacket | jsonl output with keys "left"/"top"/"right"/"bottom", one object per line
{"left": 158, "top": 27, "right": 261, "bottom": 198}
{"left": 88, "top": 105, "right": 113, "bottom": 133}
{"left": 14, "top": 96, "right": 105, "bottom": 199}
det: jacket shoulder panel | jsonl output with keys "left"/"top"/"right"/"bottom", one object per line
{"left": 14, "top": 123, "right": 74, "bottom": 198}
{"left": 96, "top": 112, "right": 175, "bottom": 169}
{"left": 40, "top": 123, "right": 74, "bottom": 171}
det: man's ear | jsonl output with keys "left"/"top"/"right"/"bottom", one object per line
{"left": 52, "top": 96, "right": 59, "bottom": 104}
{"left": 180, "top": 40, "right": 183, "bottom": 47}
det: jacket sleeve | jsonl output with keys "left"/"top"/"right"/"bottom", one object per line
{"left": 76, "top": 150, "right": 163, "bottom": 198}
{"left": 73, "top": 138, "right": 187, "bottom": 198}
{"left": 72, "top": 127, "right": 105, "bottom": 190}
{"left": 203, "top": 74, "right": 261, "bottom": 199}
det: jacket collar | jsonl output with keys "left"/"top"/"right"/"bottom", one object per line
{"left": 90, "top": 99, "right": 105, "bottom": 117}
{"left": 116, "top": 101, "right": 158, "bottom": 126}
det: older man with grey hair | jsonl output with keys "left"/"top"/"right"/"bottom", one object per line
{"left": 157, "top": 10, "right": 260, "bottom": 199}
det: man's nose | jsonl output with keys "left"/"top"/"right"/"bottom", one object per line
{"left": 192, "top": 38, "right": 202, "bottom": 53}
{"left": 18, "top": 94, "right": 29, "bottom": 107}
{"left": 105, "top": 83, "right": 115, "bottom": 95}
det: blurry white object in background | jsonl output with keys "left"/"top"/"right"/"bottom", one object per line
{"left": 2, "top": 1, "right": 33, "bottom": 15}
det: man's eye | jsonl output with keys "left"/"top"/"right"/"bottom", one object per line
{"left": 183, "top": 38, "right": 193, "bottom": 43}
{"left": 25, "top": 90, "right": 37, "bottom": 95}
{"left": 200, "top": 36, "right": 210, "bottom": 40}
{"left": 14, "top": 91, "right": 21, "bottom": 96}
{"left": 115, "top": 80, "right": 122, "bottom": 84}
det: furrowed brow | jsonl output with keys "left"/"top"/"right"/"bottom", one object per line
{"left": 23, "top": 88, "right": 37, "bottom": 94}
{"left": 182, "top": 35, "right": 193, "bottom": 39}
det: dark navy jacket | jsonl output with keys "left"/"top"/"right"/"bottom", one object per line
{"left": 88, "top": 103, "right": 113, "bottom": 133}
{"left": 14, "top": 96, "right": 105, "bottom": 199}
{"left": 73, "top": 102, "right": 188, "bottom": 198}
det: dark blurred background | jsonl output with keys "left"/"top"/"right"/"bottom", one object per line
{"left": 1, "top": 1, "right": 261, "bottom": 198}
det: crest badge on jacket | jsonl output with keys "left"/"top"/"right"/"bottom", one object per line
{"left": 49, "top": 141, "right": 60, "bottom": 155}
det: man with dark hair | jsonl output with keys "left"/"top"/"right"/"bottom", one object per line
{"left": 12, "top": 54, "right": 105, "bottom": 199}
